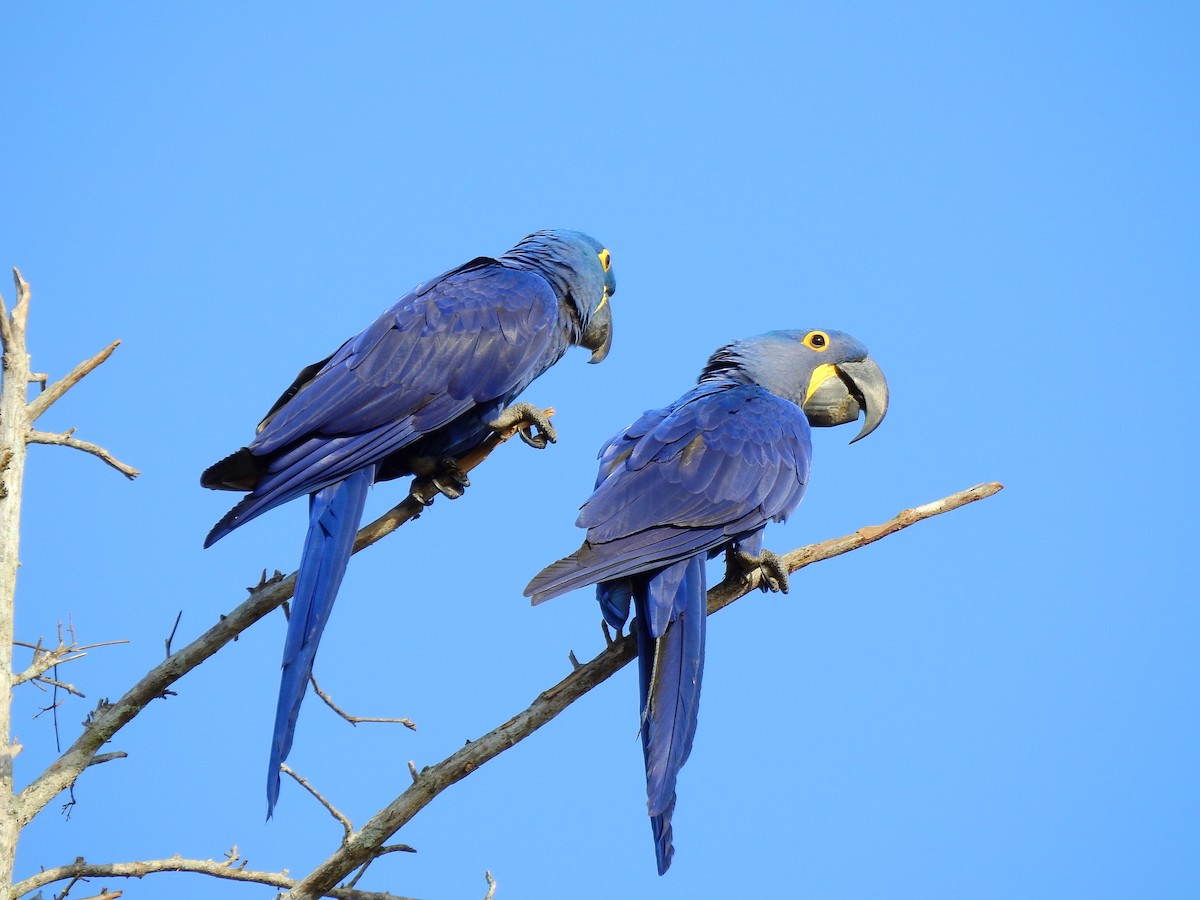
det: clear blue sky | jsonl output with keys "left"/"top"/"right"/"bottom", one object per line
{"left": 3, "top": 2, "right": 1197, "bottom": 898}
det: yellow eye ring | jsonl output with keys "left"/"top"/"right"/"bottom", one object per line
{"left": 803, "top": 330, "right": 829, "bottom": 351}
{"left": 599, "top": 248, "right": 612, "bottom": 272}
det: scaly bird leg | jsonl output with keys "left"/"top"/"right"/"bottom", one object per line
{"left": 486, "top": 402, "right": 557, "bottom": 450}
{"left": 408, "top": 457, "right": 471, "bottom": 506}
{"left": 726, "top": 546, "right": 790, "bottom": 594}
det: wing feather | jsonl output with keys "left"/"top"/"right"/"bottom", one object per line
{"left": 527, "top": 382, "right": 812, "bottom": 602}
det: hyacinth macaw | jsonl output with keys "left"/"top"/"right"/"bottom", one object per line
{"left": 525, "top": 329, "right": 888, "bottom": 873}
{"left": 202, "top": 230, "right": 616, "bottom": 816}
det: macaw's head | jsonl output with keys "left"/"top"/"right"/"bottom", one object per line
{"left": 707, "top": 329, "right": 889, "bottom": 442}
{"left": 505, "top": 229, "right": 615, "bottom": 363}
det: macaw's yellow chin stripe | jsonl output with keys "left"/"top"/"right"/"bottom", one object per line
{"left": 804, "top": 363, "right": 840, "bottom": 404}
{"left": 595, "top": 286, "right": 609, "bottom": 313}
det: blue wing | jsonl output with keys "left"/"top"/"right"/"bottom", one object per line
{"left": 527, "top": 381, "right": 813, "bottom": 603}
{"left": 204, "top": 262, "right": 565, "bottom": 546}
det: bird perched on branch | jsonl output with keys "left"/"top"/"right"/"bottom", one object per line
{"left": 201, "top": 229, "right": 616, "bottom": 816}
{"left": 526, "top": 329, "right": 887, "bottom": 873}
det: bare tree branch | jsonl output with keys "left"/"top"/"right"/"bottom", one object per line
{"left": 708, "top": 480, "right": 1006, "bottom": 610}
{"left": 344, "top": 844, "right": 417, "bottom": 894}
{"left": 26, "top": 428, "right": 139, "bottom": 479}
{"left": 281, "top": 763, "right": 353, "bottom": 840}
{"left": 72, "top": 889, "right": 124, "bottom": 900}
{"left": 25, "top": 340, "right": 121, "bottom": 424}
{"left": 309, "top": 675, "right": 417, "bottom": 732}
{"left": 14, "top": 409, "right": 557, "bottom": 827}
{"left": 279, "top": 602, "right": 418, "bottom": 731}
{"left": 285, "top": 482, "right": 1004, "bottom": 898}
{"left": 10, "top": 852, "right": 420, "bottom": 900}
{"left": 14, "top": 637, "right": 129, "bottom": 687}
{"left": 28, "top": 675, "right": 85, "bottom": 698}
{"left": 84, "top": 751, "right": 127, "bottom": 769}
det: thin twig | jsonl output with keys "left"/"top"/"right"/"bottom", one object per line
{"left": 32, "top": 675, "right": 85, "bottom": 698}
{"left": 13, "top": 639, "right": 129, "bottom": 653}
{"left": 484, "top": 870, "right": 497, "bottom": 900}
{"left": 84, "top": 751, "right": 127, "bottom": 769}
{"left": 343, "top": 844, "right": 416, "bottom": 893}
{"left": 310, "top": 676, "right": 417, "bottom": 731}
{"left": 278, "top": 601, "right": 418, "bottom": 731}
{"left": 27, "top": 428, "right": 139, "bottom": 479}
{"left": 164, "top": 611, "right": 183, "bottom": 658}
{"left": 285, "top": 482, "right": 1004, "bottom": 899}
{"left": 281, "top": 763, "right": 354, "bottom": 839}
{"left": 13, "top": 637, "right": 129, "bottom": 686}
{"left": 25, "top": 339, "right": 122, "bottom": 424}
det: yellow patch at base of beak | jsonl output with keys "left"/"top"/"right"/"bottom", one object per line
{"left": 595, "top": 286, "right": 609, "bottom": 314}
{"left": 804, "top": 363, "right": 840, "bottom": 403}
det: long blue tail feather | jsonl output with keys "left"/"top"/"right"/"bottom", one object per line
{"left": 266, "top": 465, "right": 375, "bottom": 817}
{"left": 634, "top": 554, "right": 707, "bottom": 874}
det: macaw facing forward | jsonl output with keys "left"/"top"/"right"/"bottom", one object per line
{"left": 526, "top": 329, "right": 887, "bottom": 873}
{"left": 202, "top": 230, "right": 616, "bottom": 816}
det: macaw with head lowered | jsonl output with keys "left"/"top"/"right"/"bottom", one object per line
{"left": 202, "top": 229, "right": 616, "bottom": 816}
{"left": 525, "top": 329, "right": 887, "bottom": 874}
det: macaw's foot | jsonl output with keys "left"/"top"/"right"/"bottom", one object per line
{"left": 727, "top": 547, "right": 790, "bottom": 594}
{"left": 408, "top": 458, "right": 471, "bottom": 506}
{"left": 486, "top": 402, "right": 557, "bottom": 450}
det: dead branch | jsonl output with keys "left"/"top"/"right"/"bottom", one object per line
{"left": 29, "top": 675, "right": 84, "bottom": 698}
{"left": 163, "top": 611, "right": 183, "bottom": 657}
{"left": 14, "top": 637, "right": 129, "bottom": 687}
{"left": 83, "top": 751, "right": 126, "bottom": 769}
{"left": 309, "top": 675, "right": 417, "bottom": 732}
{"left": 279, "top": 602, "right": 418, "bottom": 731}
{"left": 9, "top": 853, "right": 419, "bottom": 900}
{"left": 343, "top": 844, "right": 417, "bottom": 894}
{"left": 284, "top": 482, "right": 1004, "bottom": 899}
{"left": 72, "top": 889, "right": 124, "bottom": 900}
{"left": 26, "top": 428, "right": 139, "bottom": 479}
{"left": 25, "top": 340, "right": 122, "bottom": 424}
{"left": 281, "top": 764, "right": 353, "bottom": 840}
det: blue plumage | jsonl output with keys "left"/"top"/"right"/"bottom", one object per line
{"left": 527, "top": 329, "right": 888, "bottom": 873}
{"left": 203, "top": 230, "right": 615, "bottom": 816}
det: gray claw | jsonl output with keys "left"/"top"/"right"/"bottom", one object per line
{"left": 486, "top": 402, "right": 557, "bottom": 450}
{"left": 410, "top": 458, "right": 470, "bottom": 504}
{"left": 408, "top": 483, "right": 436, "bottom": 507}
{"left": 729, "top": 548, "right": 791, "bottom": 594}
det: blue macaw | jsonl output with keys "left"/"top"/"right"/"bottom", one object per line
{"left": 525, "top": 329, "right": 887, "bottom": 873}
{"left": 202, "top": 230, "right": 616, "bottom": 816}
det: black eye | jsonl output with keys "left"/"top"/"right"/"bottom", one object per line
{"left": 811, "top": 333, "right": 826, "bottom": 347}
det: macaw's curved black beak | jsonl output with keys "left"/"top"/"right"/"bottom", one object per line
{"left": 802, "top": 356, "right": 889, "bottom": 443}
{"left": 582, "top": 288, "right": 613, "bottom": 364}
